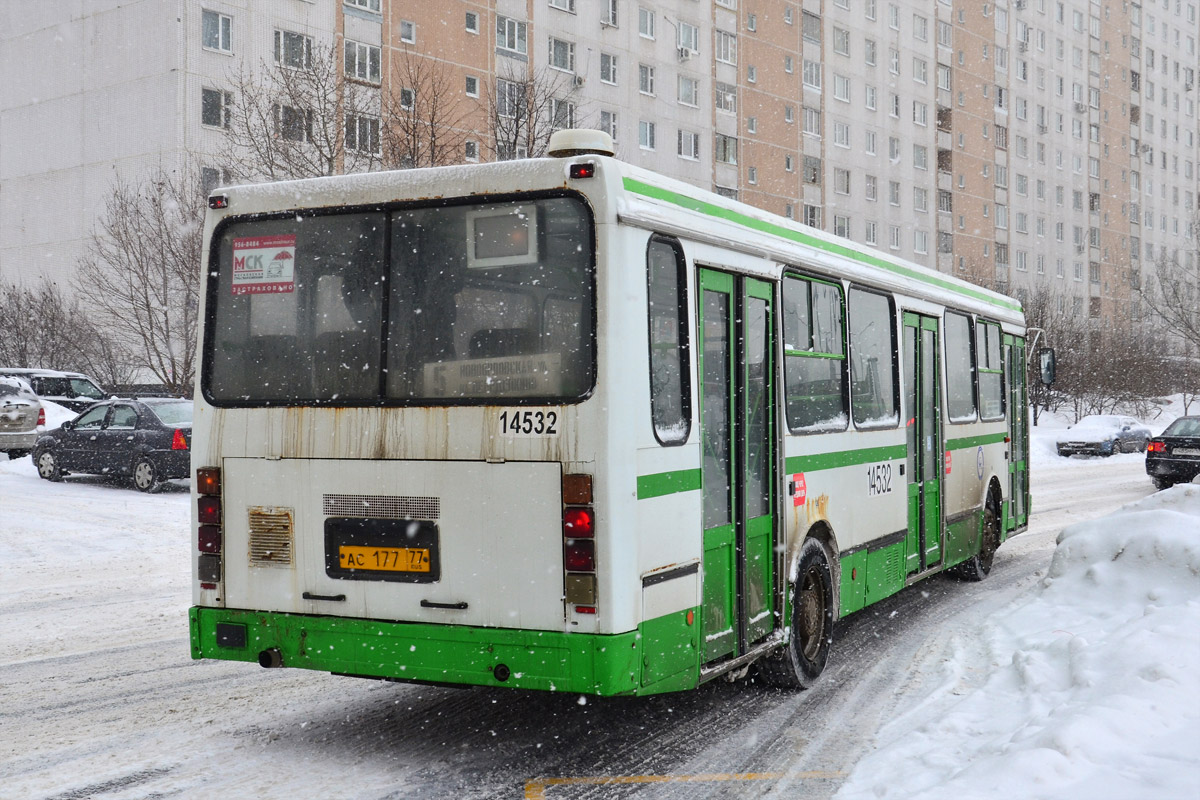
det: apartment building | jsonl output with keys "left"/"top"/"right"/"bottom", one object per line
{"left": 2, "top": 0, "right": 1196, "bottom": 336}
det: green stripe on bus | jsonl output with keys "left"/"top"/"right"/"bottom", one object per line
{"left": 945, "top": 431, "right": 1009, "bottom": 451}
{"left": 637, "top": 468, "right": 702, "bottom": 499}
{"left": 623, "top": 177, "right": 1021, "bottom": 313}
{"left": 786, "top": 444, "right": 907, "bottom": 473}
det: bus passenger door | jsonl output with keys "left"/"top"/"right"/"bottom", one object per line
{"left": 1006, "top": 337, "right": 1028, "bottom": 530}
{"left": 698, "top": 269, "right": 776, "bottom": 664}
{"left": 903, "top": 314, "right": 942, "bottom": 573}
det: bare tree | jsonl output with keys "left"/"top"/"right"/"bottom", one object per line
{"left": 222, "top": 43, "right": 382, "bottom": 181}
{"left": 74, "top": 167, "right": 203, "bottom": 395}
{"left": 382, "top": 49, "right": 474, "bottom": 169}
{"left": 1137, "top": 210, "right": 1200, "bottom": 354}
{"left": 487, "top": 64, "right": 581, "bottom": 161}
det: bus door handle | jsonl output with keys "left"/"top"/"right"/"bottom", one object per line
{"left": 421, "top": 600, "right": 469, "bottom": 610}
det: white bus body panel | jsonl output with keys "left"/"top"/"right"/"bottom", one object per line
{"left": 220, "top": 457, "right": 566, "bottom": 630}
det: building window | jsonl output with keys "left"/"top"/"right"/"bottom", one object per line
{"left": 833, "top": 121, "right": 850, "bottom": 147}
{"left": 548, "top": 37, "right": 575, "bottom": 72}
{"left": 802, "top": 11, "right": 821, "bottom": 42}
{"left": 833, "top": 27, "right": 850, "bottom": 55}
{"left": 274, "top": 30, "right": 312, "bottom": 69}
{"left": 549, "top": 0, "right": 576, "bottom": 11}
{"left": 497, "top": 16, "right": 528, "bottom": 55}
{"left": 276, "top": 104, "right": 311, "bottom": 141}
{"left": 834, "top": 215, "right": 851, "bottom": 238}
{"left": 603, "top": 0, "right": 618, "bottom": 27}
{"left": 201, "top": 88, "right": 233, "bottom": 129}
{"left": 716, "top": 30, "right": 737, "bottom": 64}
{"left": 679, "top": 75, "right": 698, "bottom": 106}
{"left": 599, "top": 110, "right": 618, "bottom": 143}
{"left": 399, "top": 20, "right": 416, "bottom": 43}
{"left": 865, "top": 174, "right": 877, "bottom": 200}
{"left": 678, "top": 21, "right": 699, "bottom": 52}
{"left": 803, "top": 107, "right": 821, "bottom": 136}
{"left": 803, "top": 60, "right": 822, "bottom": 90}
{"left": 803, "top": 205, "right": 822, "bottom": 228}
{"left": 834, "top": 168, "right": 851, "bottom": 194}
{"left": 496, "top": 78, "right": 523, "bottom": 118}
{"left": 803, "top": 156, "right": 821, "bottom": 184}
{"left": 639, "top": 64, "right": 655, "bottom": 95}
{"left": 398, "top": 87, "right": 415, "bottom": 110}
{"left": 345, "top": 41, "right": 381, "bottom": 84}
{"left": 551, "top": 98, "right": 575, "bottom": 130}
{"left": 601, "top": 53, "right": 617, "bottom": 85}
{"left": 678, "top": 129, "right": 700, "bottom": 160}
{"left": 639, "top": 120, "right": 656, "bottom": 149}
{"left": 715, "top": 82, "right": 737, "bottom": 113}
{"left": 202, "top": 10, "right": 232, "bottom": 53}
{"left": 639, "top": 7, "right": 655, "bottom": 38}
{"left": 834, "top": 74, "right": 851, "bottom": 102}
{"left": 715, "top": 133, "right": 738, "bottom": 164}
{"left": 465, "top": 140, "right": 479, "bottom": 161}
{"left": 465, "top": 11, "right": 479, "bottom": 33}
{"left": 465, "top": 75, "right": 479, "bottom": 97}
{"left": 345, "top": 0, "right": 381, "bottom": 11}
{"left": 345, "top": 113, "right": 380, "bottom": 153}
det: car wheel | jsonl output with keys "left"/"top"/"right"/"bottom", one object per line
{"left": 36, "top": 450, "right": 62, "bottom": 482}
{"left": 756, "top": 537, "right": 834, "bottom": 690}
{"left": 133, "top": 457, "right": 160, "bottom": 493}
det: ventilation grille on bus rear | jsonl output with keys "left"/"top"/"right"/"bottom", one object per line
{"left": 247, "top": 507, "right": 295, "bottom": 568}
{"left": 322, "top": 494, "right": 441, "bottom": 520}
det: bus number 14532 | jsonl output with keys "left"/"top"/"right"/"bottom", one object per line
{"left": 867, "top": 463, "right": 893, "bottom": 496}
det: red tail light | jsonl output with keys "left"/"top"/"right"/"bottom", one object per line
{"left": 171, "top": 429, "right": 188, "bottom": 450}
{"left": 564, "top": 539, "right": 595, "bottom": 572}
{"left": 563, "top": 506, "right": 595, "bottom": 537}
{"left": 1147, "top": 441, "right": 1165, "bottom": 453}
{"left": 198, "top": 496, "right": 221, "bottom": 525}
{"left": 37, "top": 408, "right": 46, "bottom": 426}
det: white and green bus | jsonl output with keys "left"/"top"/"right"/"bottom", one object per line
{"left": 189, "top": 130, "right": 1029, "bottom": 696}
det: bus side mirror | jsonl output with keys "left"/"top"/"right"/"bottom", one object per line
{"left": 1039, "top": 348, "right": 1056, "bottom": 386}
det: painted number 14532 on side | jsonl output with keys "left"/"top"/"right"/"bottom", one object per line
{"left": 867, "top": 463, "right": 893, "bottom": 496}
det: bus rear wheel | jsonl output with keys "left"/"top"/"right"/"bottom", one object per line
{"left": 955, "top": 502, "right": 1000, "bottom": 582}
{"left": 757, "top": 537, "right": 834, "bottom": 690}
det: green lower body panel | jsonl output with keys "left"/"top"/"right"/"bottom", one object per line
{"left": 190, "top": 606, "right": 700, "bottom": 697}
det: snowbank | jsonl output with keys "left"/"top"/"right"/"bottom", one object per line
{"left": 837, "top": 485, "right": 1200, "bottom": 800}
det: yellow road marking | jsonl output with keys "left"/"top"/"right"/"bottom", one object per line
{"left": 524, "top": 770, "right": 846, "bottom": 799}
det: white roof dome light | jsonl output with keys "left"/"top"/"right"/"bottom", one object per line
{"left": 547, "top": 129, "right": 615, "bottom": 158}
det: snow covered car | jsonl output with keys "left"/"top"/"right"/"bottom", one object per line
{"left": 32, "top": 397, "right": 192, "bottom": 491}
{"left": 1055, "top": 414, "right": 1151, "bottom": 457}
{"left": 1145, "top": 416, "right": 1200, "bottom": 490}
{"left": 0, "top": 376, "right": 45, "bottom": 459}
{"left": 0, "top": 367, "right": 105, "bottom": 412}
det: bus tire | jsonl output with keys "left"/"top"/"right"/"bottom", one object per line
{"left": 757, "top": 537, "right": 834, "bottom": 690}
{"left": 956, "top": 501, "right": 1000, "bottom": 582}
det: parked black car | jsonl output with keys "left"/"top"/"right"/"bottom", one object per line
{"left": 32, "top": 397, "right": 192, "bottom": 492}
{"left": 1146, "top": 416, "right": 1200, "bottom": 490}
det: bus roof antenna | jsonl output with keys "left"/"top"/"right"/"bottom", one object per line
{"left": 548, "top": 129, "right": 615, "bottom": 158}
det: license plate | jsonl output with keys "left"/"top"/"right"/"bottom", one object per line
{"left": 324, "top": 518, "right": 440, "bottom": 583}
{"left": 1175, "top": 447, "right": 1200, "bottom": 456}
{"left": 338, "top": 545, "right": 430, "bottom": 573}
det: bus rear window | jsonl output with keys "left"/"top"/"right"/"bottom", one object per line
{"left": 205, "top": 196, "right": 595, "bottom": 405}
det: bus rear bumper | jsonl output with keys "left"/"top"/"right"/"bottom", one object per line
{"left": 189, "top": 606, "right": 684, "bottom": 696}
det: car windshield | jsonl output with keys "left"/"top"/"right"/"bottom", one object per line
{"left": 146, "top": 401, "right": 193, "bottom": 426}
{"left": 1163, "top": 418, "right": 1200, "bottom": 437}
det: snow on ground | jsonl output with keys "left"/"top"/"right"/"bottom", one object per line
{"left": 837, "top": 406, "right": 1200, "bottom": 800}
{"left": 1, "top": 401, "right": 1198, "bottom": 798}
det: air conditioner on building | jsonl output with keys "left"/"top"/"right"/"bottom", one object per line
{"left": 1074, "top": 102, "right": 1088, "bottom": 112}
{"left": 1017, "top": 40, "right": 1028, "bottom": 52}
{"left": 1037, "top": 124, "right": 1048, "bottom": 133}
{"left": 677, "top": 47, "right": 691, "bottom": 62}
{"left": 1141, "top": 143, "right": 1152, "bottom": 153}
{"left": 574, "top": 75, "right": 585, "bottom": 87}
{"left": 1014, "top": 0, "right": 1026, "bottom": 8}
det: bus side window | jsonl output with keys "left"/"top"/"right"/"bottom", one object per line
{"left": 944, "top": 311, "right": 978, "bottom": 423}
{"left": 646, "top": 234, "right": 691, "bottom": 445}
{"left": 782, "top": 274, "right": 847, "bottom": 433}
{"left": 848, "top": 288, "right": 899, "bottom": 428}
{"left": 976, "top": 321, "right": 1005, "bottom": 420}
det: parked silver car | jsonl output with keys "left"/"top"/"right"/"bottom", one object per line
{"left": 0, "top": 367, "right": 105, "bottom": 412}
{"left": 0, "top": 376, "right": 45, "bottom": 459}
{"left": 1056, "top": 414, "right": 1152, "bottom": 456}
